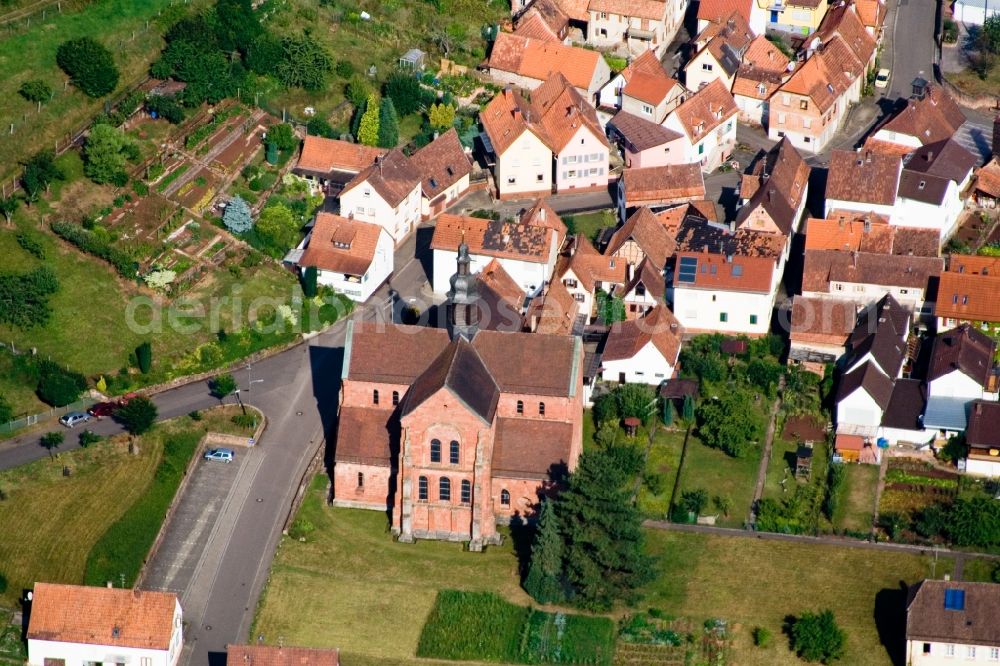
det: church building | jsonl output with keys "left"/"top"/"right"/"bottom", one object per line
{"left": 331, "top": 242, "right": 584, "bottom": 549}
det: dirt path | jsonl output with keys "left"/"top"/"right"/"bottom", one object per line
{"left": 870, "top": 451, "right": 890, "bottom": 539}
{"left": 750, "top": 390, "right": 784, "bottom": 521}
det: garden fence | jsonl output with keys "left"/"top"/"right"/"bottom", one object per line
{"left": 0, "top": 397, "right": 98, "bottom": 437}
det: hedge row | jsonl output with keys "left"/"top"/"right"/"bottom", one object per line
{"left": 83, "top": 430, "right": 200, "bottom": 587}
{"left": 50, "top": 221, "right": 138, "bottom": 279}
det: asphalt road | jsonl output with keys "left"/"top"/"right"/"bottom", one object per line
{"left": 884, "top": 0, "right": 937, "bottom": 100}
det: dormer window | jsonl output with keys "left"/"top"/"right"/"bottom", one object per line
{"left": 429, "top": 177, "right": 438, "bottom": 189}
{"left": 918, "top": 180, "right": 926, "bottom": 190}
{"left": 757, "top": 83, "right": 766, "bottom": 95}
{"left": 333, "top": 240, "right": 351, "bottom": 249}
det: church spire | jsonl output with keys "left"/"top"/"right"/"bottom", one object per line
{"left": 446, "top": 236, "right": 480, "bottom": 340}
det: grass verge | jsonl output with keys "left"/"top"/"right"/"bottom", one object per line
{"left": 83, "top": 429, "right": 200, "bottom": 587}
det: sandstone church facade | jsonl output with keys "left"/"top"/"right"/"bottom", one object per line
{"left": 331, "top": 242, "right": 584, "bottom": 549}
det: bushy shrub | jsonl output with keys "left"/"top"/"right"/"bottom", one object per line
{"left": 231, "top": 413, "right": 257, "bottom": 429}
{"left": 37, "top": 365, "right": 87, "bottom": 407}
{"left": 79, "top": 430, "right": 102, "bottom": 447}
{"left": 50, "top": 221, "right": 137, "bottom": 278}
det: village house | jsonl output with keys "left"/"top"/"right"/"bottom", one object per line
{"left": 972, "top": 156, "right": 1000, "bottom": 208}
{"left": 964, "top": 400, "right": 1000, "bottom": 476}
{"left": 487, "top": 32, "right": 611, "bottom": 98}
{"left": 607, "top": 111, "right": 688, "bottom": 168}
{"left": 731, "top": 35, "right": 792, "bottom": 126}
{"left": 339, "top": 149, "right": 422, "bottom": 244}
{"left": 597, "top": 50, "right": 687, "bottom": 123}
{"left": 923, "top": 324, "right": 999, "bottom": 436}
{"left": 291, "top": 213, "right": 393, "bottom": 302}
{"left": 906, "top": 580, "right": 1000, "bottom": 664}
{"left": 480, "top": 74, "right": 610, "bottom": 199}
{"left": 557, "top": 234, "right": 628, "bottom": 320}
{"left": 587, "top": 0, "right": 686, "bottom": 58}
{"left": 408, "top": 128, "right": 473, "bottom": 221}
{"left": 430, "top": 200, "right": 566, "bottom": 295}
{"left": 604, "top": 206, "right": 677, "bottom": 271}
{"left": 865, "top": 80, "right": 966, "bottom": 153}
{"left": 754, "top": 0, "right": 830, "bottom": 36}
{"left": 526, "top": 277, "right": 581, "bottom": 334}
{"left": 330, "top": 245, "right": 584, "bottom": 549}
{"left": 293, "top": 136, "right": 385, "bottom": 195}
{"left": 936, "top": 255, "right": 1000, "bottom": 330}
{"left": 734, "top": 137, "right": 810, "bottom": 249}
{"left": 662, "top": 79, "right": 739, "bottom": 172}
{"left": 227, "top": 645, "right": 340, "bottom": 666}
{"left": 768, "top": 4, "right": 875, "bottom": 152}
{"left": 788, "top": 294, "right": 859, "bottom": 372}
{"left": 600, "top": 304, "right": 682, "bottom": 384}
{"left": 617, "top": 162, "right": 706, "bottom": 220}
{"left": 683, "top": 10, "right": 755, "bottom": 92}
{"left": 616, "top": 256, "right": 666, "bottom": 318}
{"left": 27, "top": 583, "right": 183, "bottom": 666}
{"left": 513, "top": 0, "right": 572, "bottom": 42}
{"left": 477, "top": 259, "right": 529, "bottom": 332}
{"left": 824, "top": 148, "right": 901, "bottom": 220}
{"left": 695, "top": 0, "right": 754, "bottom": 33}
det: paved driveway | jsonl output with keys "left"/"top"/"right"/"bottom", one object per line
{"left": 142, "top": 451, "right": 255, "bottom": 597}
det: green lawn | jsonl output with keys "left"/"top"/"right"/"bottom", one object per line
{"left": 251, "top": 477, "right": 530, "bottom": 663}
{"left": 565, "top": 209, "right": 617, "bottom": 243}
{"left": 676, "top": 433, "right": 760, "bottom": 527}
{"left": 0, "top": 419, "right": 198, "bottom": 606}
{"left": 638, "top": 427, "right": 685, "bottom": 518}
{"left": 0, "top": 0, "right": 210, "bottom": 181}
{"left": 643, "top": 530, "right": 946, "bottom": 666}
{"left": 833, "top": 464, "right": 880, "bottom": 534}
{"left": 762, "top": 438, "right": 800, "bottom": 499}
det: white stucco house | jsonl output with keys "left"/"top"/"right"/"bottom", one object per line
{"left": 662, "top": 79, "right": 739, "bottom": 173}
{"left": 557, "top": 235, "right": 627, "bottom": 321}
{"left": 27, "top": 583, "right": 183, "bottom": 666}
{"left": 587, "top": 0, "right": 686, "bottom": 58}
{"left": 292, "top": 212, "right": 393, "bottom": 302}
{"left": 430, "top": 201, "right": 567, "bottom": 295}
{"left": 600, "top": 304, "right": 682, "bottom": 384}
{"left": 338, "top": 149, "right": 422, "bottom": 244}
{"left": 409, "top": 128, "right": 473, "bottom": 220}
{"left": 597, "top": 50, "right": 687, "bottom": 124}
{"left": 906, "top": 580, "right": 1000, "bottom": 666}
{"left": 951, "top": 0, "right": 1000, "bottom": 26}
{"left": 923, "top": 324, "right": 999, "bottom": 435}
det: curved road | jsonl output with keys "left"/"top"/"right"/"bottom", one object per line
{"left": 0, "top": 231, "right": 426, "bottom": 666}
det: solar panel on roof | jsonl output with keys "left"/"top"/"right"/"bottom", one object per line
{"left": 678, "top": 257, "right": 698, "bottom": 284}
{"left": 944, "top": 588, "right": 966, "bottom": 611}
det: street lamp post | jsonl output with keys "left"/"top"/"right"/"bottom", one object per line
{"left": 233, "top": 389, "right": 246, "bottom": 416}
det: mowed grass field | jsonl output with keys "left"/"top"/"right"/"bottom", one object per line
{"left": 676, "top": 433, "right": 760, "bottom": 527}
{"left": 644, "top": 530, "right": 943, "bottom": 666}
{"left": 255, "top": 475, "right": 954, "bottom": 665}
{"left": 0, "top": 432, "right": 164, "bottom": 606}
{"left": 835, "top": 464, "right": 880, "bottom": 533}
{"left": 0, "top": 0, "right": 209, "bottom": 180}
{"left": 252, "top": 476, "right": 531, "bottom": 663}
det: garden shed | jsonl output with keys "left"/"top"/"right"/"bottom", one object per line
{"left": 399, "top": 49, "right": 426, "bottom": 70}
{"left": 795, "top": 442, "right": 814, "bottom": 478}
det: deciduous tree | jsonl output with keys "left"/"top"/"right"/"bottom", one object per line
{"left": 83, "top": 124, "right": 137, "bottom": 185}
{"left": 256, "top": 203, "right": 300, "bottom": 252}
{"left": 697, "top": 389, "right": 763, "bottom": 457}
{"left": 21, "top": 150, "right": 64, "bottom": 202}
{"left": 615, "top": 384, "right": 655, "bottom": 424}
{"left": 276, "top": 34, "right": 333, "bottom": 90}
{"left": 116, "top": 396, "right": 158, "bottom": 435}
{"left": 56, "top": 37, "right": 119, "bottom": 98}
{"left": 210, "top": 373, "right": 238, "bottom": 400}
{"left": 19, "top": 79, "right": 52, "bottom": 104}
{"left": 0, "top": 196, "right": 19, "bottom": 227}
{"left": 790, "top": 610, "right": 846, "bottom": 664}
{"left": 40, "top": 431, "right": 64, "bottom": 457}
{"left": 0, "top": 394, "right": 12, "bottom": 425}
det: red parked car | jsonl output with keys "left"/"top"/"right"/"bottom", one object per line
{"left": 87, "top": 393, "right": 137, "bottom": 418}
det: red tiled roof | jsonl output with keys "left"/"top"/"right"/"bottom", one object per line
{"left": 297, "top": 137, "right": 385, "bottom": 174}
{"left": 27, "top": 584, "right": 177, "bottom": 651}
{"left": 874, "top": 83, "right": 965, "bottom": 146}
{"left": 670, "top": 78, "right": 738, "bottom": 142}
{"left": 623, "top": 163, "right": 706, "bottom": 204}
{"left": 605, "top": 206, "right": 677, "bottom": 268}
{"left": 334, "top": 406, "right": 394, "bottom": 466}
{"left": 802, "top": 249, "right": 943, "bottom": 293}
{"left": 227, "top": 645, "right": 340, "bottom": 666}
{"left": 299, "top": 213, "right": 385, "bottom": 276}
{"left": 493, "top": 417, "right": 575, "bottom": 479}
{"left": 672, "top": 250, "right": 775, "bottom": 293}
{"left": 588, "top": 0, "right": 668, "bottom": 20}
{"left": 825, "top": 149, "right": 902, "bottom": 206}
{"left": 976, "top": 159, "right": 1000, "bottom": 198}
{"left": 431, "top": 210, "right": 562, "bottom": 264}
{"left": 528, "top": 277, "right": 578, "bottom": 335}
{"left": 790, "top": 295, "right": 857, "bottom": 346}
{"left": 341, "top": 149, "right": 421, "bottom": 207}
{"left": 408, "top": 128, "right": 472, "bottom": 199}
{"left": 488, "top": 32, "right": 601, "bottom": 91}
{"left": 532, "top": 72, "right": 609, "bottom": 153}
{"left": 558, "top": 235, "right": 628, "bottom": 291}
{"left": 696, "top": 0, "right": 751, "bottom": 24}
{"left": 936, "top": 270, "right": 1000, "bottom": 323}
{"left": 602, "top": 304, "right": 682, "bottom": 364}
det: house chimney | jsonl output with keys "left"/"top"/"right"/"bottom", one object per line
{"left": 852, "top": 250, "right": 858, "bottom": 268}
{"left": 539, "top": 206, "right": 546, "bottom": 220}
{"left": 926, "top": 150, "right": 934, "bottom": 162}
{"left": 993, "top": 114, "right": 1000, "bottom": 161}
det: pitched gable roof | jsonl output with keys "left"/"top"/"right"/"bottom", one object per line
{"left": 845, "top": 303, "right": 908, "bottom": 378}
{"left": 608, "top": 110, "right": 684, "bottom": 152}
{"left": 902, "top": 138, "right": 976, "bottom": 182}
{"left": 669, "top": 78, "right": 738, "bottom": 142}
{"left": 297, "top": 136, "right": 385, "bottom": 174}
{"left": 558, "top": 235, "right": 628, "bottom": 290}
{"left": 334, "top": 406, "right": 394, "bottom": 465}
{"left": 618, "top": 256, "right": 666, "bottom": 301}
{"left": 402, "top": 337, "right": 501, "bottom": 423}
{"left": 907, "top": 580, "right": 1000, "bottom": 648}
{"left": 27, "top": 583, "right": 177, "bottom": 651}
{"left": 588, "top": 0, "right": 668, "bottom": 20}
{"left": 826, "top": 148, "right": 902, "bottom": 206}
{"left": 488, "top": 32, "right": 602, "bottom": 90}
{"left": 937, "top": 257, "right": 1000, "bottom": 322}
{"left": 344, "top": 322, "right": 451, "bottom": 384}
{"left": 802, "top": 249, "right": 943, "bottom": 293}
{"left": 605, "top": 206, "right": 677, "bottom": 268}
{"left": 672, "top": 250, "right": 775, "bottom": 293}
{"left": 967, "top": 400, "right": 1000, "bottom": 452}
{"left": 299, "top": 213, "right": 385, "bottom": 276}
{"left": 601, "top": 304, "right": 682, "bottom": 364}
{"left": 735, "top": 137, "right": 809, "bottom": 235}
{"left": 227, "top": 645, "right": 340, "bottom": 666}
{"left": 472, "top": 330, "right": 579, "bottom": 395}
{"left": 341, "top": 149, "right": 422, "bottom": 207}
{"left": 528, "top": 277, "right": 579, "bottom": 335}
{"left": 875, "top": 83, "right": 966, "bottom": 145}
{"left": 493, "top": 418, "right": 575, "bottom": 479}
{"left": 477, "top": 259, "right": 527, "bottom": 332}
{"left": 695, "top": 0, "right": 751, "bottom": 24}
{"left": 622, "top": 163, "right": 706, "bottom": 203}
{"left": 732, "top": 35, "right": 792, "bottom": 101}
{"left": 432, "top": 212, "right": 562, "bottom": 264}
{"left": 928, "top": 324, "right": 997, "bottom": 386}
{"left": 692, "top": 10, "right": 755, "bottom": 77}
{"left": 409, "top": 128, "right": 472, "bottom": 199}
{"left": 532, "top": 72, "right": 609, "bottom": 152}
{"left": 514, "top": 0, "right": 569, "bottom": 42}
{"left": 837, "top": 360, "right": 894, "bottom": 409}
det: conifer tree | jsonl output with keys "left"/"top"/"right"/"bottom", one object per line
{"left": 377, "top": 97, "right": 399, "bottom": 148}
{"left": 523, "top": 499, "right": 564, "bottom": 604}
{"left": 682, "top": 393, "right": 695, "bottom": 421}
{"left": 662, "top": 398, "right": 674, "bottom": 426}
{"left": 557, "top": 449, "right": 654, "bottom": 610}
{"left": 357, "top": 94, "right": 381, "bottom": 147}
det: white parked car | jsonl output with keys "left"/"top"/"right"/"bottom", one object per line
{"left": 874, "top": 68, "right": 890, "bottom": 89}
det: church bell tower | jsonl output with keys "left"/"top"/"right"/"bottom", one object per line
{"left": 446, "top": 237, "right": 480, "bottom": 340}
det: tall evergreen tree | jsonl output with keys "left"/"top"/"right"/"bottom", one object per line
{"left": 357, "top": 93, "right": 380, "bottom": 147}
{"left": 377, "top": 97, "right": 399, "bottom": 148}
{"left": 557, "top": 449, "right": 654, "bottom": 610}
{"left": 682, "top": 394, "right": 695, "bottom": 421}
{"left": 662, "top": 398, "right": 674, "bottom": 426}
{"left": 523, "top": 499, "right": 564, "bottom": 604}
